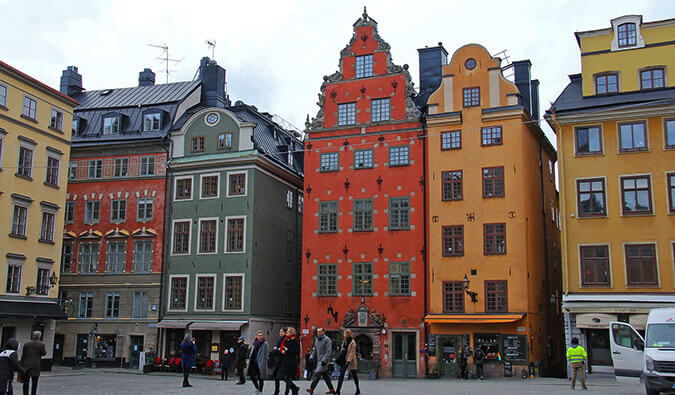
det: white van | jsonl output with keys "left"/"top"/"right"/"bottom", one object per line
{"left": 610, "top": 308, "right": 675, "bottom": 395}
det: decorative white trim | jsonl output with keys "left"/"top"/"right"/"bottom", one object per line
{"left": 170, "top": 219, "right": 192, "bottom": 256}
{"left": 222, "top": 273, "right": 245, "bottom": 312}
{"left": 197, "top": 217, "right": 219, "bottom": 255}
{"left": 225, "top": 171, "right": 248, "bottom": 198}
{"left": 167, "top": 274, "right": 190, "bottom": 313}
{"left": 173, "top": 175, "right": 194, "bottom": 201}
{"left": 224, "top": 215, "right": 246, "bottom": 254}
{"left": 199, "top": 173, "right": 220, "bottom": 200}
{"left": 610, "top": 15, "right": 645, "bottom": 52}
{"left": 194, "top": 273, "right": 217, "bottom": 312}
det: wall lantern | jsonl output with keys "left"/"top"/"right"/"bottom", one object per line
{"left": 463, "top": 274, "right": 478, "bottom": 303}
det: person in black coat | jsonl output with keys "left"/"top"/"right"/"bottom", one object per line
{"left": 474, "top": 346, "right": 486, "bottom": 380}
{"left": 179, "top": 334, "right": 197, "bottom": 388}
{"left": 0, "top": 338, "right": 25, "bottom": 395}
{"left": 219, "top": 348, "right": 232, "bottom": 381}
{"left": 235, "top": 337, "right": 249, "bottom": 385}
{"left": 279, "top": 327, "right": 300, "bottom": 395}
{"left": 271, "top": 328, "right": 286, "bottom": 395}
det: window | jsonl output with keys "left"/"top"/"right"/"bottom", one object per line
{"left": 172, "top": 221, "right": 190, "bottom": 254}
{"left": 228, "top": 173, "right": 246, "bottom": 196}
{"left": 619, "top": 122, "right": 647, "bottom": 152}
{"left": 482, "top": 166, "right": 505, "bottom": 198}
{"left": 0, "top": 134, "right": 4, "bottom": 169}
{"left": 319, "top": 201, "right": 338, "bottom": 233}
{"left": 113, "top": 158, "right": 129, "bottom": 177}
{"left": 6, "top": 265, "right": 22, "bottom": 294}
{"left": 389, "top": 145, "right": 409, "bottom": 166}
{"left": 580, "top": 246, "right": 610, "bottom": 286}
{"left": 105, "top": 292, "right": 120, "bottom": 318}
{"left": 84, "top": 200, "right": 100, "bottom": 223}
{"left": 668, "top": 173, "right": 675, "bottom": 213}
{"left": 143, "top": 113, "right": 161, "bottom": 131}
{"left": 196, "top": 276, "right": 215, "bottom": 310}
{"left": 354, "top": 149, "right": 373, "bottom": 169}
{"left": 175, "top": 177, "right": 192, "bottom": 200}
{"left": 78, "top": 293, "right": 93, "bottom": 318}
{"left": 481, "top": 126, "right": 502, "bottom": 146}
{"left": 50, "top": 109, "right": 64, "bottom": 131}
{"left": 61, "top": 241, "right": 73, "bottom": 273}
{"left": 79, "top": 242, "right": 100, "bottom": 273}
{"left": 40, "top": 212, "right": 55, "bottom": 242}
{"left": 463, "top": 87, "right": 480, "bottom": 107}
{"left": 68, "top": 161, "right": 78, "bottom": 180}
{"left": 371, "top": 98, "right": 390, "bottom": 122}
{"left": 136, "top": 198, "right": 153, "bottom": 221}
{"left": 11, "top": 205, "right": 28, "bottom": 237}
{"left": 441, "top": 131, "right": 461, "bottom": 150}
{"left": 577, "top": 178, "right": 606, "bottom": 216}
{"left": 640, "top": 68, "right": 664, "bottom": 90}
{"left": 88, "top": 159, "right": 103, "bottom": 179}
{"left": 595, "top": 74, "right": 618, "bottom": 94}
{"left": 201, "top": 175, "right": 219, "bottom": 198}
{"left": 618, "top": 23, "right": 637, "bottom": 47}
{"left": 298, "top": 194, "right": 304, "bottom": 214}
{"left": 575, "top": 126, "right": 603, "bottom": 155}
{"left": 217, "top": 133, "right": 232, "bottom": 149}
{"left": 139, "top": 156, "right": 155, "bottom": 176}
{"left": 353, "top": 199, "right": 373, "bottom": 232}
{"left": 548, "top": 159, "right": 554, "bottom": 181}
{"left": 72, "top": 118, "right": 79, "bottom": 135}
{"left": 45, "top": 156, "right": 59, "bottom": 186}
{"left": 320, "top": 152, "right": 339, "bottom": 172}
{"left": 36, "top": 268, "right": 50, "bottom": 295}
{"left": 17, "top": 147, "right": 33, "bottom": 177}
{"left": 110, "top": 199, "right": 126, "bottom": 222}
{"left": 199, "top": 219, "right": 217, "bottom": 253}
{"left": 442, "top": 170, "right": 462, "bottom": 201}
{"left": 0, "top": 84, "right": 6, "bottom": 107}
{"left": 191, "top": 136, "right": 205, "bottom": 152}
{"left": 443, "top": 225, "right": 464, "bottom": 257}
{"left": 389, "top": 262, "right": 410, "bottom": 296}
{"left": 133, "top": 240, "right": 153, "bottom": 272}
{"left": 621, "top": 175, "right": 652, "bottom": 215}
{"left": 355, "top": 54, "right": 373, "bottom": 78}
{"left": 485, "top": 280, "right": 508, "bottom": 312}
{"left": 22, "top": 96, "right": 37, "bottom": 120}
{"left": 103, "top": 116, "right": 120, "bottom": 134}
{"left": 666, "top": 119, "right": 675, "bottom": 149}
{"left": 286, "top": 190, "right": 294, "bottom": 209}
{"left": 388, "top": 197, "right": 410, "bottom": 230}
{"left": 338, "top": 102, "right": 356, "bottom": 126}
{"left": 318, "top": 264, "right": 337, "bottom": 296}
{"left": 286, "top": 231, "right": 294, "bottom": 262}
{"left": 169, "top": 277, "right": 187, "bottom": 310}
{"left": 625, "top": 244, "right": 657, "bottom": 285}
{"left": 484, "top": 223, "right": 506, "bottom": 255}
{"left": 224, "top": 275, "right": 243, "bottom": 310}
{"left": 226, "top": 218, "right": 245, "bottom": 252}
{"left": 352, "top": 263, "right": 373, "bottom": 296}
{"left": 443, "top": 282, "right": 464, "bottom": 313}
{"left": 132, "top": 291, "right": 148, "bottom": 319}
{"left": 106, "top": 241, "right": 126, "bottom": 273}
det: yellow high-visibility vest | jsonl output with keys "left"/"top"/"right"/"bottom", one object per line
{"left": 566, "top": 345, "right": 587, "bottom": 362}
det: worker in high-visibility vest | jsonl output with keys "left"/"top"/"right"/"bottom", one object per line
{"left": 566, "top": 337, "right": 588, "bottom": 390}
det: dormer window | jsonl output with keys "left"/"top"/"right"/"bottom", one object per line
{"left": 595, "top": 73, "right": 618, "bottom": 94}
{"left": 191, "top": 136, "right": 205, "bottom": 152}
{"left": 217, "top": 133, "right": 232, "bottom": 150}
{"left": 72, "top": 118, "right": 79, "bottom": 135}
{"left": 618, "top": 23, "right": 637, "bottom": 48}
{"left": 143, "top": 113, "right": 161, "bottom": 131}
{"left": 355, "top": 55, "right": 373, "bottom": 78}
{"left": 103, "top": 116, "right": 120, "bottom": 135}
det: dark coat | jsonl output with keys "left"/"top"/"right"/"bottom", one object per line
{"left": 219, "top": 351, "right": 232, "bottom": 369}
{"left": 236, "top": 342, "right": 249, "bottom": 370}
{"left": 271, "top": 336, "right": 284, "bottom": 369}
{"left": 278, "top": 336, "right": 299, "bottom": 378}
{"left": 0, "top": 339, "right": 25, "bottom": 381}
{"left": 474, "top": 347, "right": 485, "bottom": 365}
{"left": 248, "top": 340, "right": 269, "bottom": 378}
{"left": 21, "top": 340, "right": 46, "bottom": 377}
{"left": 180, "top": 341, "right": 197, "bottom": 368}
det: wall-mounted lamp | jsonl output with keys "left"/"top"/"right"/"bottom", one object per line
{"left": 305, "top": 184, "right": 312, "bottom": 197}
{"left": 377, "top": 243, "right": 384, "bottom": 258}
{"left": 463, "top": 274, "right": 478, "bottom": 303}
{"left": 304, "top": 313, "right": 310, "bottom": 328}
{"left": 25, "top": 272, "right": 58, "bottom": 297}
{"left": 376, "top": 175, "right": 383, "bottom": 190}
{"left": 305, "top": 249, "right": 312, "bottom": 264}
{"left": 344, "top": 178, "right": 350, "bottom": 191}
{"left": 360, "top": 86, "right": 366, "bottom": 95}
{"left": 329, "top": 90, "right": 337, "bottom": 103}
{"left": 343, "top": 245, "right": 349, "bottom": 260}
{"left": 391, "top": 81, "right": 398, "bottom": 92}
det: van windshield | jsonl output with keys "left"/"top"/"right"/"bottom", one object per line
{"left": 646, "top": 324, "right": 675, "bottom": 349}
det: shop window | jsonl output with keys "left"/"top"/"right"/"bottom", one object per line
{"left": 443, "top": 281, "right": 464, "bottom": 313}
{"left": 94, "top": 334, "right": 117, "bottom": 360}
{"left": 577, "top": 178, "right": 607, "bottom": 217}
{"left": 317, "top": 264, "right": 337, "bottom": 296}
{"left": 474, "top": 333, "right": 502, "bottom": 362}
{"left": 388, "top": 197, "right": 410, "bottom": 230}
{"left": 442, "top": 170, "right": 462, "bottom": 201}
{"left": 319, "top": 201, "right": 338, "bottom": 233}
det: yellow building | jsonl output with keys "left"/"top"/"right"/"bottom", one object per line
{"left": 545, "top": 15, "right": 675, "bottom": 374}
{"left": 0, "top": 60, "right": 76, "bottom": 366}
{"left": 418, "top": 44, "right": 562, "bottom": 378}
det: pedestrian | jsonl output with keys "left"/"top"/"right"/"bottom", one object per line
{"left": 335, "top": 329, "right": 360, "bottom": 395}
{"left": 279, "top": 327, "right": 300, "bottom": 395}
{"left": 272, "top": 328, "right": 287, "bottom": 395}
{"left": 20, "top": 331, "right": 45, "bottom": 395}
{"left": 0, "top": 338, "right": 25, "bottom": 395}
{"left": 304, "top": 349, "right": 315, "bottom": 380}
{"left": 248, "top": 331, "right": 270, "bottom": 394}
{"left": 219, "top": 348, "right": 231, "bottom": 380}
{"left": 179, "top": 334, "right": 197, "bottom": 388}
{"left": 457, "top": 345, "right": 467, "bottom": 380}
{"left": 566, "top": 337, "right": 588, "bottom": 390}
{"left": 473, "top": 346, "right": 485, "bottom": 380}
{"left": 306, "top": 327, "right": 335, "bottom": 394}
{"left": 236, "top": 336, "right": 249, "bottom": 385}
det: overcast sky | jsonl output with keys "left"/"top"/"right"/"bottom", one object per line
{"left": 2, "top": 0, "right": 673, "bottom": 144}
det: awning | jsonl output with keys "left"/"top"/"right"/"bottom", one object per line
{"left": 156, "top": 320, "right": 247, "bottom": 331}
{"left": 425, "top": 314, "right": 525, "bottom": 324}
{"left": 0, "top": 300, "right": 67, "bottom": 320}
{"left": 156, "top": 320, "right": 192, "bottom": 329}
{"left": 576, "top": 313, "right": 617, "bottom": 329}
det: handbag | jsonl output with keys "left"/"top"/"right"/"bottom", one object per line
{"left": 16, "top": 371, "right": 24, "bottom": 383}
{"left": 335, "top": 354, "right": 345, "bottom": 366}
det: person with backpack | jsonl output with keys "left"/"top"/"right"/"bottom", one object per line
{"left": 0, "top": 338, "right": 25, "bottom": 395}
{"left": 473, "top": 346, "right": 486, "bottom": 380}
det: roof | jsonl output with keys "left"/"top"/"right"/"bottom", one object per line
{"left": 0, "top": 60, "right": 78, "bottom": 105}
{"left": 74, "top": 80, "right": 200, "bottom": 110}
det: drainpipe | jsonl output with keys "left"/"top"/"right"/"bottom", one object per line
{"left": 157, "top": 134, "right": 173, "bottom": 359}
{"left": 538, "top": 141, "right": 551, "bottom": 376}
{"left": 420, "top": 111, "right": 429, "bottom": 378}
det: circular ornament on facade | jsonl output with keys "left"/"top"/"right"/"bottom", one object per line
{"left": 205, "top": 112, "right": 219, "bottom": 126}
{"left": 465, "top": 58, "right": 477, "bottom": 70}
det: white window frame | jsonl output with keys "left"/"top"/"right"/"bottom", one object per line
{"left": 199, "top": 173, "right": 220, "bottom": 200}
{"left": 225, "top": 171, "right": 248, "bottom": 197}
{"left": 68, "top": 161, "right": 77, "bottom": 180}
{"left": 45, "top": 153, "right": 61, "bottom": 186}
{"left": 88, "top": 159, "right": 103, "bottom": 179}
{"left": 174, "top": 175, "right": 193, "bottom": 201}
{"left": 5, "top": 257, "right": 24, "bottom": 295}
{"left": 103, "top": 115, "right": 120, "bottom": 135}
{"left": 170, "top": 219, "right": 192, "bottom": 256}
{"left": 167, "top": 274, "right": 190, "bottom": 312}
{"left": 0, "top": 84, "right": 7, "bottom": 108}
{"left": 197, "top": 217, "right": 219, "bottom": 255}
{"left": 194, "top": 273, "right": 217, "bottom": 312}
{"left": 222, "top": 273, "right": 245, "bottom": 312}
{"left": 113, "top": 157, "right": 129, "bottom": 178}
{"left": 50, "top": 108, "right": 64, "bottom": 131}
{"left": 140, "top": 156, "right": 155, "bottom": 176}
{"left": 136, "top": 198, "right": 153, "bottom": 222}
{"left": 143, "top": 113, "right": 161, "bottom": 132}
{"left": 22, "top": 95, "right": 37, "bottom": 120}
{"left": 224, "top": 215, "right": 246, "bottom": 254}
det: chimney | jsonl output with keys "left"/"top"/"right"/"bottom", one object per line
{"left": 417, "top": 43, "right": 448, "bottom": 97}
{"left": 59, "top": 66, "right": 83, "bottom": 97}
{"left": 513, "top": 60, "right": 533, "bottom": 117}
{"left": 138, "top": 68, "right": 155, "bottom": 87}
{"left": 198, "top": 57, "right": 227, "bottom": 107}
{"left": 530, "top": 79, "right": 540, "bottom": 125}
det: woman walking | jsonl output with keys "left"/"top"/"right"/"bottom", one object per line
{"left": 249, "top": 331, "right": 270, "bottom": 394}
{"left": 272, "top": 328, "right": 286, "bottom": 395}
{"left": 180, "top": 334, "right": 197, "bottom": 388}
{"left": 279, "top": 327, "right": 300, "bottom": 395}
{"left": 335, "top": 329, "right": 360, "bottom": 395}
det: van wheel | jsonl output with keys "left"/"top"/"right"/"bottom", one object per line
{"left": 645, "top": 383, "right": 659, "bottom": 395}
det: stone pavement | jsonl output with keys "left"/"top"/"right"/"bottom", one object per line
{"left": 23, "top": 367, "right": 645, "bottom": 394}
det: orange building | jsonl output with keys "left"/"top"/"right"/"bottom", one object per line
{"left": 419, "top": 44, "right": 563, "bottom": 378}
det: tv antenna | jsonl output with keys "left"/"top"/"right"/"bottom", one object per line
{"left": 206, "top": 40, "right": 216, "bottom": 60}
{"left": 148, "top": 43, "right": 183, "bottom": 83}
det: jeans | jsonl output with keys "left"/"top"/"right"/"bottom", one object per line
{"left": 22, "top": 376, "right": 38, "bottom": 395}
{"left": 335, "top": 364, "right": 359, "bottom": 393}
{"left": 310, "top": 371, "right": 334, "bottom": 391}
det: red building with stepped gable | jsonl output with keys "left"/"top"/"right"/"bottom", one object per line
{"left": 301, "top": 9, "right": 425, "bottom": 378}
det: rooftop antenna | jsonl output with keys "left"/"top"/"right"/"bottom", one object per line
{"left": 206, "top": 40, "right": 216, "bottom": 60}
{"left": 148, "top": 43, "right": 183, "bottom": 83}
{"left": 493, "top": 49, "right": 514, "bottom": 80}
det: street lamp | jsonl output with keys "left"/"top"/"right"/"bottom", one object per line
{"left": 463, "top": 274, "right": 478, "bottom": 303}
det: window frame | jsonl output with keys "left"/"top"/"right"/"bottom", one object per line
{"left": 640, "top": 67, "right": 665, "bottom": 90}
{"left": 353, "top": 199, "right": 374, "bottom": 232}
{"left": 190, "top": 135, "right": 206, "bottom": 152}
{"left": 87, "top": 159, "right": 103, "bottom": 179}
{"left": 355, "top": 54, "right": 373, "bottom": 79}
{"left": 441, "top": 130, "right": 461, "bottom": 150}
{"left": 579, "top": 245, "right": 611, "bottom": 287}
{"left": 6, "top": 263, "right": 22, "bottom": 294}
{"left": 442, "top": 281, "right": 465, "bottom": 313}
{"left": 617, "top": 22, "right": 637, "bottom": 48}
{"left": 0, "top": 84, "right": 7, "bottom": 108}
{"left": 576, "top": 178, "right": 607, "bottom": 217}
{"left": 168, "top": 275, "right": 189, "bottom": 312}
{"left": 171, "top": 219, "right": 191, "bottom": 256}
{"left": 320, "top": 152, "right": 339, "bottom": 172}
{"left": 223, "top": 273, "right": 245, "bottom": 312}
{"left": 226, "top": 171, "right": 247, "bottom": 197}
{"left": 481, "top": 126, "right": 503, "bottom": 146}
{"left": 78, "top": 292, "right": 94, "bottom": 318}
{"left": 174, "top": 176, "right": 193, "bottom": 201}
{"left": 286, "top": 190, "right": 294, "bottom": 209}
{"left": 389, "top": 262, "right": 410, "bottom": 296}
{"left": 485, "top": 280, "right": 508, "bottom": 312}
{"left": 225, "top": 216, "right": 246, "bottom": 253}
{"left": 618, "top": 121, "right": 648, "bottom": 152}
{"left": 68, "top": 161, "right": 77, "bottom": 180}
{"left": 17, "top": 146, "right": 33, "bottom": 178}
{"left": 317, "top": 264, "right": 338, "bottom": 297}
{"left": 354, "top": 149, "right": 374, "bottom": 169}
{"left": 624, "top": 243, "right": 658, "bottom": 286}
{"left": 45, "top": 155, "right": 60, "bottom": 186}
{"left": 39, "top": 211, "right": 55, "bottom": 243}
{"left": 105, "top": 240, "right": 126, "bottom": 273}
{"left": 389, "top": 145, "right": 410, "bottom": 167}
{"left": 136, "top": 197, "right": 153, "bottom": 222}
{"left": 131, "top": 291, "right": 148, "bottom": 319}
{"left": 667, "top": 172, "right": 675, "bottom": 214}
{"left": 337, "top": 102, "right": 357, "bottom": 126}
{"left": 132, "top": 239, "right": 153, "bottom": 273}
{"left": 442, "top": 225, "right": 464, "bottom": 257}
{"left": 84, "top": 200, "right": 101, "bottom": 224}
{"left": 200, "top": 173, "right": 220, "bottom": 199}
{"left": 594, "top": 73, "right": 619, "bottom": 94}
{"left": 574, "top": 126, "right": 603, "bottom": 155}
{"left": 198, "top": 217, "right": 218, "bottom": 254}
{"left": 319, "top": 201, "right": 338, "bottom": 233}
{"left": 22, "top": 96, "right": 37, "bottom": 121}
{"left": 78, "top": 241, "right": 100, "bottom": 274}
{"left": 442, "top": 170, "right": 463, "bottom": 201}
{"left": 482, "top": 166, "right": 505, "bottom": 198}
{"left": 194, "top": 274, "right": 216, "bottom": 311}
{"left": 61, "top": 240, "right": 74, "bottom": 273}
{"left": 665, "top": 119, "right": 675, "bottom": 150}
{"left": 104, "top": 292, "right": 120, "bottom": 318}
{"left": 484, "top": 223, "right": 506, "bottom": 255}
{"left": 65, "top": 201, "right": 75, "bottom": 224}
{"left": 388, "top": 197, "right": 410, "bottom": 231}
{"left": 102, "top": 115, "right": 121, "bottom": 135}
{"left": 462, "top": 87, "right": 480, "bottom": 107}
{"left": 50, "top": 108, "right": 64, "bottom": 131}
{"left": 113, "top": 157, "right": 129, "bottom": 178}
{"left": 11, "top": 203, "right": 29, "bottom": 238}
{"left": 620, "top": 174, "right": 653, "bottom": 215}
{"left": 110, "top": 199, "right": 127, "bottom": 223}
{"left": 352, "top": 262, "right": 373, "bottom": 296}
{"left": 36, "top": 267, "right": 51, "bottom": 296}
{"left": 217, "top": 133, "right": 233, "bottom": 150}
{"left": 142, "top": 112, "right": 161, "bottom": 132}
{"left": 139, "top": 156, "right": 155, "bottom": 176}
{"left": 371, "top": 97, "right": 390, "bottom": 122}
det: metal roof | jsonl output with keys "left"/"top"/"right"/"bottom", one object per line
{"left": 73, "top": 80, "right": 200, "bottom": 110}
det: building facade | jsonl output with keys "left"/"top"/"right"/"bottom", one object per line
{"left": 545, "top": 15, "right": 675, "bottom": 375}
{"left": 301, "top": 10, "right": 426, "bottom": 378}
{"left": 420, "top": 44, "right": 563, "bottom": 378}
{"left": 0, "top": 60, "right": 76, "bottom": 368}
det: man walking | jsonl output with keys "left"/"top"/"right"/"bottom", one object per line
{"left": 235, "top": 336, "right": 249, "bottom": 385}
{"left": 566, "top": 337, "right": 588, "bottom": 390}
{"left": 473, "top": 346, "right": 485, "bottom": 380}
{"left": 20, "top": 331, "right": 45, "bottom": 395}
{"left": 307, "top": 328, "right": 335, "bottom": 394}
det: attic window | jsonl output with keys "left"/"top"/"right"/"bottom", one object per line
{"left": 617, "top": 23, "right": 637, "bottom": 48}
{"left": 143, "top": 113, "right": 161, "bottom": 131}
{"left": 356, "top": 55, "right": 373, "bottom": 78}
{"left": 103, "top": 116, "right": 120, "bottom": 135}
{"left": 100, "top": 89, "right": 113, "bottom": 96}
